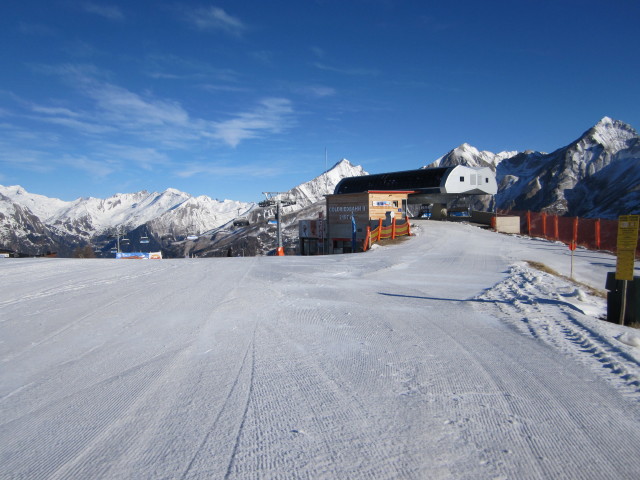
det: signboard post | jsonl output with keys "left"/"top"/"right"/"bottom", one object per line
{"left": 616, "top": 215, "right": 639, "bottom": 325}
{"left": 568, "top": 240, "right": 577, "bottom": 279}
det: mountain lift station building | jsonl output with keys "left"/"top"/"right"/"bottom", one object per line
{"left": 300, "top": 166, "right": 501, "bottom": 254}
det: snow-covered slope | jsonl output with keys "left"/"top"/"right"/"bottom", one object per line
{"left": 2, "top": 223, "right": 639, "bottom": 478}
{"left": 45, "top": 188, "right": 253, "bottom": 239}
{"left": 0, "top": 185, "right": 255, "bottom": 255}
{"left": 0, "top": 159, "right": 366, "bottom": 256}
{"left": 0, "top": 185, "right": 70, "bottom": 221}
{"left": 0, "top": 193, "right": 59, "bottom": 255}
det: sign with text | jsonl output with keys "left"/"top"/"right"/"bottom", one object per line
{"left": 616, "top": 215, "right": 639, "bottom": 281}
{"left": 328, "top": 204, "right": 366, "bottom": 223}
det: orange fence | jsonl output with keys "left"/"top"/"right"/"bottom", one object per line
{"left": 500, "top": 210, "right": 640, "bottom": 257}
{"left": 365, "top": 218, "right": 411, "bottom": 251}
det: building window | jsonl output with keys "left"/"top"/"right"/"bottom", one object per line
{"left": 460, "top": 176, "right": 464, "bottom": 182}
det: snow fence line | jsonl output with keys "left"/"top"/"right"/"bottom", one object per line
{"left": 501, "top": 210, "right": 640, "bottom": 257}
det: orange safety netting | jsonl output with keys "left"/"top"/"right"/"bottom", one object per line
{"left": 365, "top": 218, "right": 412, "bottom": 251}
{"left": 500, "top": 211, "right": 640, "bottom": 257}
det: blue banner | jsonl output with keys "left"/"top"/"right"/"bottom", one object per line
{"left": 351, "top": 214, "right": 357, "bottom": 252}
{"left": 116, "top": 252, "right": 162, "bottom": 259}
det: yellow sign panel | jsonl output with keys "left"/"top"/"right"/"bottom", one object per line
{"left": 616, "top": 250, "right": 636, "bottom": 281}
{"left": 616, "top": 215, "right": 639, "bottom": 281}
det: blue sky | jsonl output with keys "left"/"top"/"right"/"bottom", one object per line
{"left": 1, "top": 0, "right": 638, "bottom": 203}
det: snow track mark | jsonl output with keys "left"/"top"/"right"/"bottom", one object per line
{"left": 477, "top": 263, "right": 640, "bottom": 399}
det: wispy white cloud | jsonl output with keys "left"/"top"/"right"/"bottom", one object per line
{"left": 200, "top": 83, "right": 250, "bottom": 93}
{"left": 82, "top": 2, "right": 125, "bottom": 21}
{"left": 313, "top": 62, "right": 379, "bottom": 76}
{"left": 27, "top": 102, "right": 115, "bottom": 135}
{"left": 32, "top": 114, "right": 115, "bottom": 135}
{"left": 12, "top": 64, "right": 297, "bottom": 179}
{"left": 0, "top": 145, "right": 56, "bottom": 174}
{"left": 300, "top": 85, "right": 336, "bottom": 98}
{"left": 310, "top": 46, "right": 325, "bottom": 59}
{"left": 144, "top": 54, "right": 241, "bottom": 84}
{"left": 175, "top": 161, "right": 281, "bottom": 179}
{"left": 186, "top": 6, "right": 245, "bottom": 36}
{"left": 250, "top": 50, "right": 274, "bottom": 65}
{"left": 99, "top": 144, "right": 172, "bottom": 171}
{"left": 18, "top": 22, "right": 56, "bottom": 36}
{"left": 61, "top": 154, "right": 116, "bottom": 177}
{"left": 89, "top": 83, "right": 191, "bottom": 128}
{"left": 208, "top": 98, "right": 295, "bottom": 148}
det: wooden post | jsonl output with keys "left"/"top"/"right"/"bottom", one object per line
{"left": 526, "top": 211, "right": 531, "bottom": 235}
{"left": 595, "top": 219, "right": 601, "bottom": 250}
{"left": 620, "top": 281, "right": 628, "bottom": 325}
{"left": 407, "top": 219, "right": 411, "bottom": 237}
{"left": 391, "top": 217, "right": 397, "bottom": 240}
{"left": 573, "top": 217, "right": 579, "bottom": 245}
{"left": 541, "top": 212, "right": 547, "bottom": 238}
{"left": 554, "top": 215, "right": 559, "bottom": 240}
{"left": 365, "top": 226, "right": 371, "bottom": 251}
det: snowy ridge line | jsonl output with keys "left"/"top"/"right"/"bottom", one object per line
{"left": 475, "top": 263, "right": 640, "bottom": 400}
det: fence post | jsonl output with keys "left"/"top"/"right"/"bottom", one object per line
{"left": 364, "top": 226, "right": 371, "bottom": 251}
{"left": 542, "top": 212, "right": 547, "bottom": 238}
{"left": 595, "top": 219, "right": 601, "bottom": 250}
{"left": 391, "top": 217, "right": 397, "bottom": 240}
{"left": 554, "top": 215, "right": 559, "bottom": 240}
{"left": 407, "top": 219, "right": 411, "bottom": 236}
{"left": 573, "top": 217, "right": 579, "bottom": 245}
{"left": 526, "top": 211, "right": 531, "bottom": 235}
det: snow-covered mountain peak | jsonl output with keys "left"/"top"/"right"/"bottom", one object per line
{"left": 281, "top": 158, "right": 368, "bottom": 209}
{"left": 582, "top": 117, "right": 638, "bottom": 152}
{"left": 0, "top": 184, "right": 71, "bottom": 221}
{"left": 429, "top": 144, "right": 517, "bottom": 170}
{"left": 164, "top": 187, "right": 185, "bottom": 195}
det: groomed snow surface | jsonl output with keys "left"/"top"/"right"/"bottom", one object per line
{"left": 2, "top": 221, "right": 640, "bottom": 479}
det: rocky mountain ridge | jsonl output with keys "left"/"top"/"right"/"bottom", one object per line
{"left": 427, "top": 117, "right": 640, "bottom": 217}
{"left": 0, "top": 159, "right": 366, "bottom": 256}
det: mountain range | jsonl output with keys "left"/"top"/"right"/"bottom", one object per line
{"left": 428, "top": 117, "right": 640, "bottom": 217}
{"left": 1, "top": 117, "right": 638, "bottom": 257}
